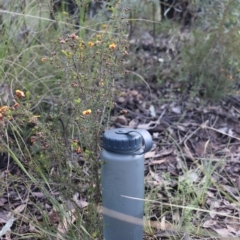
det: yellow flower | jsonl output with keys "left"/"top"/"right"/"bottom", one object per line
{"left": 109, "top": 43, "right": 117, "bottom": 50}
{"left": 88, "top": 41, "right": 95, "bottom": 47}
{"left": 75, "top": 147, "right": 82, "bottom": 153}
{"left": 82, "top": 109, "right": 92, "bottom": 115}
{"left": 16, "top": 90, "right": 25, "bottom": 98}
{"left": 96, "top": 34, "right": 102, "bottom": 39}
{"left": 41, "top": 57, "right": 47, "bottom": 63}
{"left": 0, "top": 106, "right": 8, "bottom": 113}
{"left": 101, "top": 24, "right": 108, "bottom": 30}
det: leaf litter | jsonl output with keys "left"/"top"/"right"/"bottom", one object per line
{"left": 111, "top": 28, "right": 240, "bottom": 238}
{"left": 112, "top": 79, "right": 240, "bottom": 238}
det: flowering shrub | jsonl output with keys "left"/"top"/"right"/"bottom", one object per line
{"left": 0, "top": 2, "right": 130, "bottom": 238}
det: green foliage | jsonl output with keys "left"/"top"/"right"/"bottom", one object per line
{"left": 0, "top": 0, "right": 128, "bottom": 238}
{"left": 180, "top": 1, "right": 240, "bottom": 100}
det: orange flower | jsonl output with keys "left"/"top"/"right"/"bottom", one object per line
{"left": 82, "top": 109, "right": 92, "bottom": 115}
{"left": 75, "top": 147, "right": 82, "bottom": 153}
{"left": 41, "top": 57, "right": 47, "bottom": 63}
{"left": 109, "top": 43, "right": 117, "bottom": 50}
{"left": 0, "top": 106, "right": 8, "bottom": 113}
{"left": 16, "top": 90, "right": 25, "bottom": 98}
{"left": 88, "top": 41, "right": 95, "bottom": 47}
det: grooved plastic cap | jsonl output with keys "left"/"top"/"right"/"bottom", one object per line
{"left": 102, "top": 128, "right": 142, "bottom": 153}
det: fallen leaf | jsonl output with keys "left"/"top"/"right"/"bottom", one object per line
{"left": 213, "top": 228, "right": 235, "bottom": 237}
{"left": 226, "top": 224, "right": 237, "bottom": 234}
{"left": 149, "top": 105, "right": 156, "bottom": 117}
{"left": 31, "top": 192, "right": 45, "bottom": 198}
{"left": 171, "top": 106, "right": 181, "bottom": 114}
{"left": 145, "top": 151, "right": 155, "bottom": 159}
{"left": 172, "top": 211, "right": 180, "bottom": 224}
{"left": 73, "top": 193, "right": 88, "bottom": 209}
{"left": 0, "top": 215, "right": 15, "bottom": 237}
{"left": 203, "top": 219, "right": 217, "bottom": 228}
{"left": 150, "top": 159, "right": 166, "bottom": 165}
{"left": 13, "top": 204, "right": 26, "bottom": 215}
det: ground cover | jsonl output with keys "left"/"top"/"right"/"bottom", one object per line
{"left": 1, "top": 1, "right": 240, "bottom": 239}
